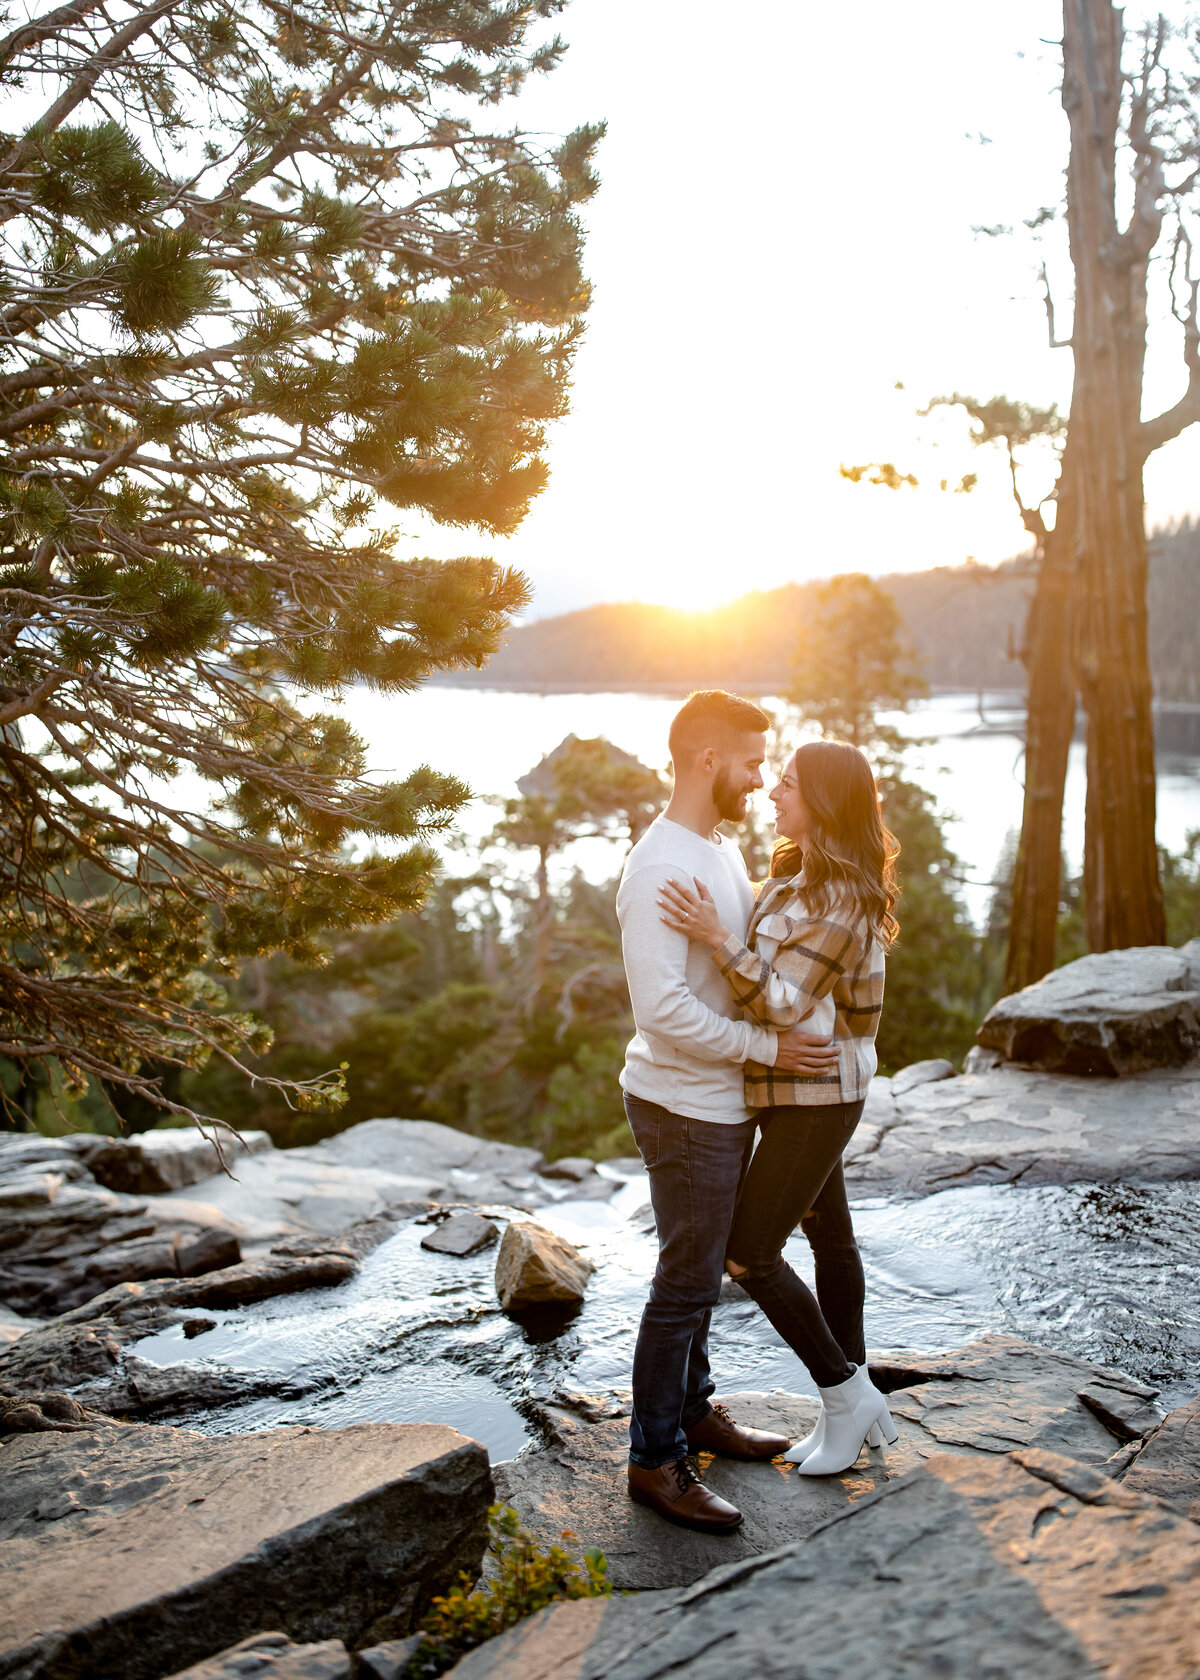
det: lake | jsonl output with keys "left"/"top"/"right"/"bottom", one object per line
{"left": 339, "top": 686, "right": 1200, "bottom": 926}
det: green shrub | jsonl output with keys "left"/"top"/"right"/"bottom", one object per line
{"left": 405, "top": 1504, "right": 612, "bottom": 1677}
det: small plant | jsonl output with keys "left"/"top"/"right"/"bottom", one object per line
{"left": 404, "top": 1503, "right": 612, "bottom": 1677}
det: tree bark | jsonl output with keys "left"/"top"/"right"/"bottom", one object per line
{"left": 1061, "top": 0, "right": 1166, "bottom": 950}
{"left": 1004, "top": 463, "right": 1078, "bottom": 993}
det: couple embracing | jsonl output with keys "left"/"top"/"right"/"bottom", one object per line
{"left": 617, "top": 689, "right": 899, "bottom": 1533}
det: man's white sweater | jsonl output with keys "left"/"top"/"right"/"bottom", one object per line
{"left": 617, "top": 816, "right": 777, "bottom": 1124}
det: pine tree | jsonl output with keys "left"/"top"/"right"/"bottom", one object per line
{"left": 0, "top": 1, "right": 602, "bottom": 1129}
{"left": 786, "top": 573, "right": 927, "bottom": 752}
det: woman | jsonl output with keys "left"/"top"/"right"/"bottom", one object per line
{"left": 658, "top": 738, "right": 899, "bottom": 1476}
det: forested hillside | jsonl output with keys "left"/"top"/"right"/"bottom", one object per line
{"left": 455, "top": 528, "right": 1199, "bottom": 697}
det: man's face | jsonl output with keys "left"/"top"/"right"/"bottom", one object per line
{"left": 712, "top": 731, "right": 766, "bottom": 823}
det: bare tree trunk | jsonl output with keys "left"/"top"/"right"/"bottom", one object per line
{"left": 1004, "top": 466, "right": 1078, "bottom": 992}
{"left": 1061, "top": 0, "right": 1166, "bottom": 950}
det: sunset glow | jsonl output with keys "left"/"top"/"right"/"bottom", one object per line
{"left": 399, "top": 0, "right": 1200, "bottom": 615}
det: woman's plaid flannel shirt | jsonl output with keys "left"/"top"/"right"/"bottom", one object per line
{"left": 712, "top": 874, "right": 886, "bottom": 1108}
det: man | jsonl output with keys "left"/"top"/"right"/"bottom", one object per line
{"left": 617, "top": 690, "right": 840, "bottom": 1533}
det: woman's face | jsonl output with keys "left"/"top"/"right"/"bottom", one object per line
{"left": 769, "top": 754, "right": 812, "bottom": 843}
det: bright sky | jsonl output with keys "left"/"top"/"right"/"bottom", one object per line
{"left": 403, "top": 0, "right": 1200, "bottom": 618}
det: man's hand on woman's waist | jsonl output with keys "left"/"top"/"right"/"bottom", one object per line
{"left": 773, "top": 1028, "right": 840, "bottom": 1074}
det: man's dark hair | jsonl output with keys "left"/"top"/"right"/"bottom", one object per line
{"left": 668, "top": 690, "right": 771, "bottom": 763}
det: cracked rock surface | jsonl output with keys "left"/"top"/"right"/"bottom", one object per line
{"left": 492, "top": 1335, "right": 1162, "bottom": 1592}
{"left": 1120, "top": 1389, "right": 1200, "bottom": 1522}
{"left": 450, "top": 1448, "right": 1200, "bottom": 1680}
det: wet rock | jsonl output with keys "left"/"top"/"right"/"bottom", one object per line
{"left": 0, "top": 1316, "right": 129, "bottom": 1392}
{"left": 164, "top": 1632, "right": 350, "bottom": 1680}
{"left": 454, "top": 1449, "right": 1200, "bottom": 1679}
{"left": 493, "top": 1336, "right": 1160, "bottom": 1591}
{"left": 845, "top": 1056, "right": 1200, "bottom": 1197}
{"left": 1120, "top": 1390, "right": 1200, "bottom": 1522}
{"left": 59, "top": 1250, "right": 358, "bottom": 1324}
{"left": 495, "top": 1221, "right": 593, "bottom": 1312}
{"left": 541, "top": 1158, "right": 597, "bottom": 1182}
{"left": 0, "top": 1417, "right": 492, "bottom": 1680}
{"left": 890, "top": 1057, "right": 958, "bottom": 1095}
{"left": 978, "top": 942, "right": 1200, "bottom": 1076}
{"left": 72, "top": 1127, "right": 273, "bottom": 1196}
{"left": 421, "top": 1213, "right": 499, "bottom": 1256}
{"left": 72, "top": 1353, "right": 317, "bottom": 1420}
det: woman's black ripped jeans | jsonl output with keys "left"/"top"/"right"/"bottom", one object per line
{"left": 725, "top": 1100, "right": 867, "bottom": 1390}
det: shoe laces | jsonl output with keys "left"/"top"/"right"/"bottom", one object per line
{"left": 670, "top": 1456, "right": 704, "bottom": 1493}
{"left": 708, "top": 1403, "right": 733, "bottom": 1426}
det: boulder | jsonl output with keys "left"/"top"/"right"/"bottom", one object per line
{"left": 492, "top": 1336, "right": 1161, "bottom": 1591}
{"left": 977, "top": 942, "right": 1200, "bottom": 1076}
{"left": 494, "top": 1221, "right": 593, "bottom": 1312}
{"left": 890, "top": 1057, "right": 957, "bottom": 1096}
{"left": 0, "top": 1417, "right": 492, "bottom": 1680}
{"left": 164, "top": 1633, "right": 350, "bottom": 1680}
{"left": 71, "top": 1127, "right": 273, "bottom": 1196}
{"left": 844, "top": 1055, "right": 1200, "bottom": 1198}
{"left": 420, "top": 1213, "right": 499, "bottom": 1257}
{"left": 1120, "top": 1390, "right": 1200, "bottom": 1522}
{"left": 448, "top": 1449, "right": 1200, "bottom": 1679}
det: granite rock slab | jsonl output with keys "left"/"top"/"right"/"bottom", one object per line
{"left": 0, "top": 1417, "right": 491, "bottom": 1680}
{"left": 154, "top": 1118, "right": 555, "bottom": 1246}
{"left": 493, "top": 1335, "right": 1160, "bottom": 1591}
{"left": 978, "top": 941, "right": 1200, "bottom": 1075}
{"left": 420, "top": 1213, "right": 499, "bottom": 1257}
{"left": 843, "top": 1057, "right": 1200, "bottom": 1197}
{"left": 1120, "top": 1390, "right": 1200, "bottom": 1522}
{"left": 451, "top": 1448, "right": 1200, "bottom": 1679}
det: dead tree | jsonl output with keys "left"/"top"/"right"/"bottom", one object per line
{"left": 1060, "top": 2, "right": 1200, "bottom": 951}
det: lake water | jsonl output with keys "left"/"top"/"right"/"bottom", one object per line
{"left": 340, "top": 686, "right": 1200, "bottom": 926}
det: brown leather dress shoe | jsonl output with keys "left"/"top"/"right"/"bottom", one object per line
{"left": 685, "top": 1402, "right": 791, "bottom": 1461}
{"left": 628, "top": 1456, "right": 744, "bottom": 1533}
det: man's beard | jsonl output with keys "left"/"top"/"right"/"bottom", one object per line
{"left": 713, "top": 767, "right": 749, "bottom": 824}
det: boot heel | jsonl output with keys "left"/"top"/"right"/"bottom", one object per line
{"left": 865, "top": 1420, "right": 884, "bottom": 1450}
{"left": 876, "top": 1404, "right": 898, "bottom": 1445}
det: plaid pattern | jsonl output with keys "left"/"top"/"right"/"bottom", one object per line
{"left": 713, "top": 874, "right": 886, "bottom": 1107}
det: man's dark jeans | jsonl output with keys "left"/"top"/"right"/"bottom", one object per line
{"left": 624, "top": 1091, "right": 755, "bottom": 1469}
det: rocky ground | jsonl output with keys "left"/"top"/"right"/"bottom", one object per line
{"left": 2, "top": 941, "right": 1200, "bottom": 1678}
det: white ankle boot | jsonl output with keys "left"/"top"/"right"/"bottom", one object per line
{"left": 782, "top": 1406, "right": 825, "bottom": 1464}
{"left": 795, "top": 1365, "right": 897, "bottom": 1476}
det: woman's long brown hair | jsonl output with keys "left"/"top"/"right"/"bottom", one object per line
{"left": 769, "top": 740, "right": 900, "bottom": 949}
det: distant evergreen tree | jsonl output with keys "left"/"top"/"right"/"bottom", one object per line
{"left": 0, "top": 2, "right": 601, "bottom": 1127}
{"left": 786, "top": 573, "right": 927, "bottom": 751}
